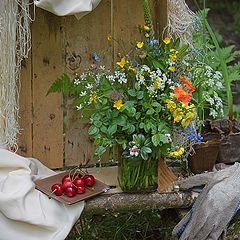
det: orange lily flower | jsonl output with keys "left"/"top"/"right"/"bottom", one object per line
{"left": 174, "top": 86, "right": 191, "bottom": 103}
{"left": 179, "top": 75, "right": 196, "bottom": 93}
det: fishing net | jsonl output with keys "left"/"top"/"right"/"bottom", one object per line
{"left": 0, "top": 0, "right": 32, "bottom": 150}
{"left": 164, "top": 0, "right": 196, "bottom": 45}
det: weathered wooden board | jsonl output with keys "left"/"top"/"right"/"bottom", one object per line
{"left": 18, "top": 57, "right": 33, "bottom": 157}
{"left": 31, "top": 9, "right": 64, "bottom": 168}
{"left": 18, "top": 0, "right": 168, "bottom": 169}
{"left": 63, "top": 0, "right": 112, "bottom": 167}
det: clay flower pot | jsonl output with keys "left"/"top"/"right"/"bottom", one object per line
{"left": 208, "top": 119, "right": 240, "bottom": 164}
{"left": 188, "top": 140, "right": 220, "bottom": 174}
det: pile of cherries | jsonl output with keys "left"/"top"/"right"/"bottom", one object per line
{"left": 51, "top": 170, "right": 95, "bottom": 198}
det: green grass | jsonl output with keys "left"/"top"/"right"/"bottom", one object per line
{"left": 66, "top": 209, "right": 180, "bottom": 240}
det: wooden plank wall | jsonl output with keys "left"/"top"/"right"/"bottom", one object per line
{"left": 18, "top": 0, "right": 167, "bottom": 169}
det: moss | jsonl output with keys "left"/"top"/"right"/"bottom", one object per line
{"left": 225, "top": 211, "right": 240, "bottom": 239}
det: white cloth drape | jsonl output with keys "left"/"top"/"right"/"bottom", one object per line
{"left": 0, "top": 149, "right": 84, "bottom": 240}
{"left": 34, "top": 0, "right": 102, "bottom": 19}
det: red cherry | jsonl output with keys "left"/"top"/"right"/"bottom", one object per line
{"left": 73, "top": 177, "right": 85, "bottom": 187}
{"left": 62, "top": 180, "right": 74, "bottom": 190}
{"left": 62, "top": 175, "right": 72, "bottom": 184}
{"left": 83, "top": 174, "right": 95, "bottom": 187}
{"left": 51, "top": 183, "right": 64, "bottom": 196}
{"left": 65, "top": 186, "right": 77, "bottom": 197}
{"left": 76, "top": 185, "right": 86, "bottom": 194}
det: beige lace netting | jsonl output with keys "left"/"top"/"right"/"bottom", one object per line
{"left": 164, "top": 0, "right": 196, "bottom": 45}
{"left": 0, "top": 0, "right": 32, "bottom": 150}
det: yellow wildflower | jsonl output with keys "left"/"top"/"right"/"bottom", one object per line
{"left": 181, "top": 112, "right": 196, "bottom": 127}
{"left": 90, "top": 95, "right": 97, "bottom": 103}
{"left": 182, "top": 103, "right": 195, "bottom": 110}
{"left": 137, "top": 41, "right": 144, "bottom": 49}
{"left": 143, "top": 25, "right": 150, "bottom": 31}
{"left": 166, "top": 99, "right": 176, "bottom": 110}
{"left": 170, "top": 48, "right": 179, "bottom": 53}
{"left": 173, "top": 108, "right": 183, "bottom": 123}
{"left": 116, "top": 57, "right": 128, "bottom": 68}
{"left": 170, "top": 54, "right": 177, "bottom": 62}
{"left": 107, "top": 34, "right": 112, "bottom": 41}
{"left": 163, "top": 37, "right": 171, "bottom": 45}
{"left": 128, "top": 66, "right": 136, "bottom": 72}
{"left": 179, "top": 147, "right": 184, "bottom": 155}
{"left": 170, "top": 147, "right": 185, "bottom": 158}
{"left": 113, "top": 99, "right": 123, "bottom": 110}
{"left": 152, "top": 79, "right": 162, "bottom": 90}
{"left": 168, "top": 66, "right": 175, "bottom": 72}
{"left": 145, "top": 33, "right": 150, "bottom": 38}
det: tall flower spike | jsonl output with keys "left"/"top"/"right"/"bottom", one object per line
{"left": 143, "top": 0, "right": 154, "bottom": 38}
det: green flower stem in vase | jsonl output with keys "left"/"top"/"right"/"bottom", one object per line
{"left": 118, "top": 157, "right": 158, "bottom": 192}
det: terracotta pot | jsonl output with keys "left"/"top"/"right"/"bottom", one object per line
{"left": 201, "top": 119, "right": 240, "bottom": 164}
{"left": 217, "top": 132, "right": 240, "bottom": 163}
{"left": 188, "top": 141, "right": 220, "bottom": 174}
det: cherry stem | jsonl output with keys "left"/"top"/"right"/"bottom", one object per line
{"left": 85, "top": 186, "right": 95, "bottom": 191}
{"left": 49, "top": 189, "right": 57, "bottom": 199}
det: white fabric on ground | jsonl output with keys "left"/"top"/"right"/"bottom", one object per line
{"left": 0, "top": 148, "right": 84, "bottom": 240}
{"left": 34, "top": 0, "right": 101, "bottom": 19}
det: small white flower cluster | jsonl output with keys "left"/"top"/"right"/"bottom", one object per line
{"left": 106, "top": 71, "right": 127, "bottom": 84}
{"left": 136, "top": 66, "right": 171, "bottom": 94}
{"left": 205, "top": 65, "right": 224, "bottom": 90}
{"left": 204, "top": 91, "right": 224, "bottom": 118}
{"left": 86, "top": 83, "right": 93, "bottom": 89}
{"left": 76, "top": 104, "right": 83, "bottom": 110}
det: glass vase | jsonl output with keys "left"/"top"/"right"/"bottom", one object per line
{"left": 118, "top": 157, "right": 158, "bottom": 193}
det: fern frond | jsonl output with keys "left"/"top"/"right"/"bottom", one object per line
{"left": 47, "top": 73, "right": 74, "bottom": 95}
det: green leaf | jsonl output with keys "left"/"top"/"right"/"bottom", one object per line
{"left": 116, "top": 139, "right": 127, "bottom": 145}
{"left": 94, "top": 146, "right": 106, "bottom": 157}
{"left": 142, "top": 146, "right": 152, "bottom": 154}
{"left": 152, "top": 60, "right": 166, "bottom": 71}
{"left": 128, "top": 89, "right": 136, "bottom": 97}
{"left": 134, "top": 82, "right": 140, "bottom": 90}
{"left": 140, "top": 151, "right": 148, "bottom": 160}
{"left": 99, "top": 78, "right": 112, "bottom": 93}
{"left": 228, "top": 71, "right": 240, "bottom": 82}
{"left": 115, "top": 115, "right": 127, "bottom": 126}
{"left": 122, "top": 123, "right": 135, "bottom": 134}
{"left": 146, "top": 109, "right": 154, "bottom": 115}
{"left": 137, "top": 91, "right": 144, "bottom": 99}
{"left": 152, "top": 60, "right": 161, "bottom": 68}
{"left": 152, "top": 134, "right": 160, "bottom": 146}
{"left": 127, "top": 124, "right": 135, "bottom": 134}
{"left": 88, "top": 125, "right": 99, "bottom": 135}
{"left": 100, "top": 126, "right": 108, "bottom": 133}
{"left": 135, "top": 112, "right": 141, "bottom": 120}
{"left": 93, "top": 120, "right": 102, "bottom": 128}
{"left": 107, "top": 124, "right": 117, "bottom": 136}
{"left": 133, "top": 134, "right": 145, "bottom": 144}
{"left": 92, "top": 113, "right": 101, "bottom": 121}
{"left": 159, "top": 134, "right": 169, "bottom": 144}
{"left": 152, "top": 101, "right": 161, "bottom": 108}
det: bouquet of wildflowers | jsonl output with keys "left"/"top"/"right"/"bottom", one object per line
{"left": 48, "top": 0, "right": 223, "bottom": 190}
{"left": 48, "top": 33, "right": 200, "bottom": 162}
